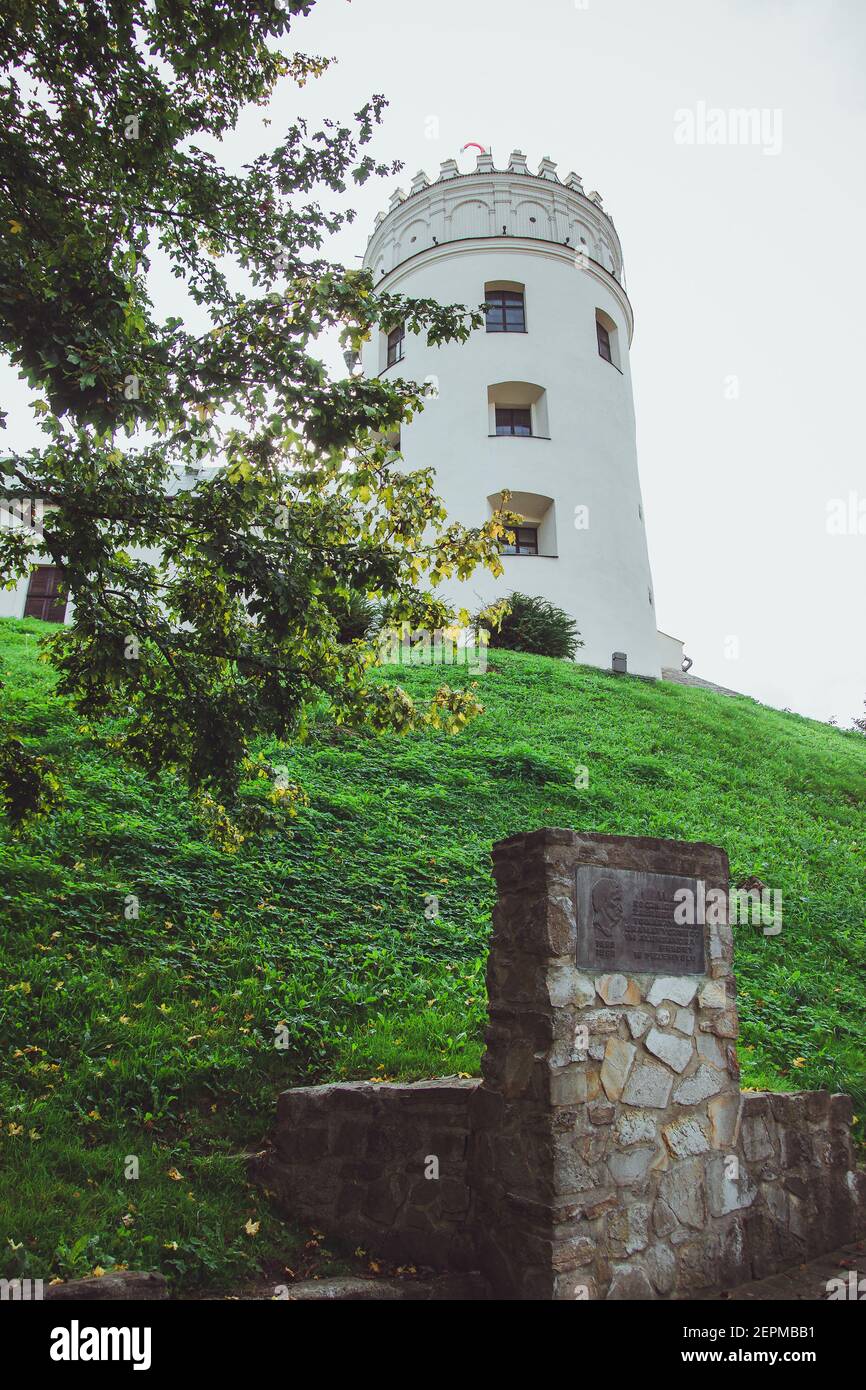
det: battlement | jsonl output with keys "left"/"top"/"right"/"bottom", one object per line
{"left": 363, "top": 149, "right": 624, "bottom": 285}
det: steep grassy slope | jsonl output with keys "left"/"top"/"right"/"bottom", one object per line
{"left": 1, "top": 616, "right": 864, "bottom": 1291}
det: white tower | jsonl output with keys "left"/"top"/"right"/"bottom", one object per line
{"left": 361, "top": 149, "right": 676, "bottom": 678}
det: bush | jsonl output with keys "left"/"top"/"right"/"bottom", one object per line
{"left": 478, "top": 592, "right": 582, "bottom": 659}
{"left": 332, "top": 592, "right": 380, "bottom": 644}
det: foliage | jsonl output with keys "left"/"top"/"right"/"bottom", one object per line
{"left": 0, "top": 0, "right": 507, "bottom": 826}
{"left": 332, "top": 590, "right": 381, "bottom": 645}
{"left": 1, "top": 619, "right": 865, "bottom": 1290}
{"left": 478, "top": 590, "right": 582, "bottom": 659}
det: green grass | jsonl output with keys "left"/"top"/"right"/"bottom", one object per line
{"left": 1, "top": 615, "right": 865, "bottom": 1291}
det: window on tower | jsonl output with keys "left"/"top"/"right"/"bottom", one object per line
{"left": 24, "top": 565, "right": 68, "bottom": 623}
{"left": 495, "top": 406, "right": 532, "bottom": 436}
{"left": 485, "top": 288, "right": 526, "bottom": 333}
{"left": 488, "top": 382, "right": 548, "bottom": 436}
{"left": 595, "top": 309, "right": 621, "bottom": 368}
{"left": 501, "top": 525, "right": 539, "bottom": 556}
{"left": 488, "top": 491, "right": 556, "bottom": 556}
{"left": 386, "top": 324, "right": 405, "bottom": 366}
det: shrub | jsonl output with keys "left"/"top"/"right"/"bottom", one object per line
{"left": 332, "top": 592, "right": 380, "bottom": 644}
{"left": 478, "top": 592, "right": 582, "bottom": 659}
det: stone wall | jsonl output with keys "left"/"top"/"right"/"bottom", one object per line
{"left": 737, "top": 1090, "right": 866, "bottom": 1281}
{"left": 255, "top": 829, "right": 866, "bottom": 1298}
{"left": 255, "top": 1078, "right": 478, "bottom": 1270}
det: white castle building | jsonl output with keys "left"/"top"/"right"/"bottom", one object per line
{"left": 2, "top": 148, "right": 684, "bottom": 679}
{"left": 361, "top": 148, "right": 684, "bottom": 679}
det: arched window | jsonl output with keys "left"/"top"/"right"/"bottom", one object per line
{"left": 386, "top": 324, "right": 405, "bottom": 367}
{"left": 484, "top": 281, "right": 526, "bottom": 333}
{"left": 595, "top": 309, "right": 620, "bottom": 369}
{"left": 488, "top": 491, "right": 557, "bottom": 558}
{"left": 487, "top": 382, "right": 549, "bottom": 438}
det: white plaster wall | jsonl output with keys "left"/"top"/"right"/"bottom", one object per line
{"left": 657, "top": 630, "right": 685, "bottom": 671}
{"left": 0, "top": 577, "right": 29, "bottom": 620}
{"left": 362, "top": 228, "right": 661, "bottom": 676}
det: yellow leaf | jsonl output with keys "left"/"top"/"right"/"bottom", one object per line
{"left": 167, "top": 1167, "right": 183, "bottom": 1181}
{"left": 244, "top": 1219, "right": 260, "bottom": 1237}
{"left": 8, "top": 219, "right": 22, "bottom": 234}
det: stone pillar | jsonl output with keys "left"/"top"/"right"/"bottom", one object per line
{"left": 469, "top": 828, "right": 741, "bottom": 1299}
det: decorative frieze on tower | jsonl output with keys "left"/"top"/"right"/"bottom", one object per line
{"left": 361, "top": 150, "right": 676, "bottom": 679}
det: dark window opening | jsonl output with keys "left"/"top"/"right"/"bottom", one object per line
{"left": 495, "top": 406, "right": 532, "bottom": 436}
{"left": 597, "top": 320, "right": 612, "bottom": 363}
{"left": 485, "top": 289, "right": 526, "bottom": 333}
{"left": 24, "top": 565, "right": 67, "bottom": 623}
{"left": 386, "top": 325, "right": 405, "bottom": 366}
{"left": 502, "top": 525, "right": 539, "bottom": 556}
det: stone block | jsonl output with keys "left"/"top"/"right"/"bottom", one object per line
{"left": 779, "top": 1125, "right": 812, "bottom": 1169}
{"left": 645, "top": 1027, "right": 694, "bottom": 1074}
{"left": 615, "top": 1110, "right": 657, "bottom": 1147}
{"left": 600, "top": 1037, "right": 637, "bottom": 1101}
{"left": 588, "top": 1100, "right": 616, "bottom": 1126}
{"left": 621, "top": 1060, "right": 675, "bottom": 1109}
{"left": 663, "top": 1115, "right": 711, "bottom": 1157}
{"left": 708, "top": 1093, "right": 741, "bottom": 1149}
{"left": 549, "top": 1064, "right": 588, "bottom": 1106}
{"left": 606, "top": 1262, "right": 654, "bottom": 1299}
{"left": 646, "top": 1242, "right": 677, "bottom": 1294}
{"left": 647, "top": 977, "right": 699, "bottom": 1007}
{"left": 626, "top": 1008, "right": 653, "bottom": 1038}
{"left": 607, "top": 1147, "right": 656, "bottom": 1187}
{"left": 659, "top": 1158, "right": 707, "bottom": 1229}
{"left": 608, "top": 1201, "right": 652, "bottom": 1255}
{"left": 673, "top": 1065, "right": 725, "bottom": 1105}
{"left": 706, "top": 1155, "right": 757, "bottom": 1216}
{"left": 829, "top": 1093, "right": 854, "bottom": 1127}
{"left": 597, "top": 973, "right": 641, "bottom": 1006}
{"left": 741, "top": 1114, "right": 776, "bottom": 1163}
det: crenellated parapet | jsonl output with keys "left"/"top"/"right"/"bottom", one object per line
{"left": 363, "top": 149, "right": 624, "bottom": 285}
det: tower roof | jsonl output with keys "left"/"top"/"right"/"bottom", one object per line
{"left": 363, "top": 149, "right": 623, "bottom": 286}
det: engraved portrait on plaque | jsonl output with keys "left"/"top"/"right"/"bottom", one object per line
{"left": 575, "top": 866, "right": 705, "bottom": 974}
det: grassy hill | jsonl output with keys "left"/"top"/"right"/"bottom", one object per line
{"left": 1, "top": 615, "right": 865, "bottom": 1292}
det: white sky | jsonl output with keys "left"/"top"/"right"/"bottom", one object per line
{"left": 3, "top": 0, "right": 865, "bottom": 724}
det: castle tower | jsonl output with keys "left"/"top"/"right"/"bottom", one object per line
{"left": 361, "top": 149, "right": 675, "bottom": 678}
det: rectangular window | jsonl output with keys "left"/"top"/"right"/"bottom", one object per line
{"left": 596, "top": 320, "right": 612, "bottom": 362}
{"left": 502, "top": 525, "right": 539, "bottom": 556}
{"left": 495, "top": 406, "right": 532, "bottom": 436}
{"left": 485, "top": 290, "right": 526, "bottom": 333}
{"left": 386, "top": 325, "right": 405, "bottom": 366}
{"left": 24, "top": 565, "right": 67, "bottom": 623}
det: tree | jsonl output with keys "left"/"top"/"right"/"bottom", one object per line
{"left": 0, "top": 0, "right": 510, "bottom": 834}
{"left": 853, "top": 703, "right": 866, "bottom": 734}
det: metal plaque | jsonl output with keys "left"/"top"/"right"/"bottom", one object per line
{"left": 575, "top": 866, "right": 705, "bottom": 974}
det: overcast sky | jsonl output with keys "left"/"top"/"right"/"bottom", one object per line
{"left": 3, "top": 0, "right": 865, "bottom": 724}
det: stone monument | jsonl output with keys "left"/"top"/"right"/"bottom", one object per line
{"left": 468, "top": 828, "right": 861, "bottom": 1298}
